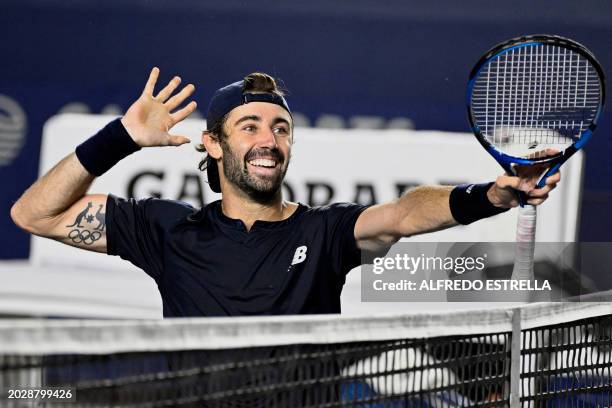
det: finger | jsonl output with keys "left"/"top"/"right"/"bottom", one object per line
{"left": 171, "top": 101, "right": 198, "bottom": 123}
{"left": 536, "top": 181, "right": 558, "bottom": 195}
{"left": 527, "top": 196, "right": 547, "bottom": 206}
{"left": 495, "top": 174, "right": 522, "bottom": 191}
{"left": 143, "top": 67, "right": 160, "bottom": 96}
{"left": 543, "top": 148, "right": 560, "bottom": 156}
{"left": 545, "top": 170, "right": 561, "bottom": 185}
{"left": 528, "top": 186, "right": 552, "bottom": 198}
{"left": 527, "top": 150, "right": 545, "bottom": 160}
{"left": 166, "top": 84, "right": 196, "bottom": 111}
{"left": 156, "top": 76, "right": 181, "bottom": 102}
{"left": 527, "top": 171, "right": 560, "bottom": 193}
{"left": 528, "top": 148, "right": 560, "bottom": 160}
{"left": 167, "top": 134, "right": 192, "bottom": 146}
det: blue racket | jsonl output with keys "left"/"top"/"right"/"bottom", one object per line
{"left": 467, "top": 35, "right": 605, "bottom": 280}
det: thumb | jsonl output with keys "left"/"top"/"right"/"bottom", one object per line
{"left": 167, "top": 134, "right": 192, "bottom": 146}
{"left": 495, "top": 174, "right": 522, "bottom": 191}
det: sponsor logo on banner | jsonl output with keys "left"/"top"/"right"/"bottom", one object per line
{"left": 125, "top": 170, "right": 432, "bottom": 208}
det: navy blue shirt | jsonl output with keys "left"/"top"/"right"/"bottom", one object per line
{"left": 106, "top": 195, "right": 368, "bottom": 317}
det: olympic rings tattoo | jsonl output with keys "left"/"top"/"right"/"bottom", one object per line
{"left": 68, "top": 229, "right": 102, "bottom": 245}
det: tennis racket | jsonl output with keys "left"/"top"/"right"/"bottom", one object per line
{"left": 466, "top": 35, "right": 606, "bottom": 282}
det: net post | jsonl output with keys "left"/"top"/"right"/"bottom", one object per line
{"left": 510, "top": 307, "right": 522, "bottom": 408}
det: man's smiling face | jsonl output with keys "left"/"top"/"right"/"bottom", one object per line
{"left": 218, "top": 102, "right": 293, "bottom": 201}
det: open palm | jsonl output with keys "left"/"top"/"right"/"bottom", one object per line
{"left": 121, "top": 67, "right": 197, "bottom": 147}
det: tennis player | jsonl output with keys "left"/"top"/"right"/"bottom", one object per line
{"left": 10, "top": 68, "right": 560, "bottom": 317}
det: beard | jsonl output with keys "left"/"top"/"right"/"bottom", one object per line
{"left": 220, "top": 141, "right": 289, "bottom": 203}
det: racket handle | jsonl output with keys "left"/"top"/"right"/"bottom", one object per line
{"left": 511, "top": 205, "right": 536, "bottom": 282}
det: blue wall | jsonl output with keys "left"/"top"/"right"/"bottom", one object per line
{"left": 2, "top": 0, "right": 611, "bottom": 258}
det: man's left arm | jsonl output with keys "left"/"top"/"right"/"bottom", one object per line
{"left": 354, "top": 170, "right": 561, "bottom": 252}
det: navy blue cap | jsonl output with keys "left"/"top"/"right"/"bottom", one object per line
{"left": 205, "top": 80, "right": 291, "bottom": 193}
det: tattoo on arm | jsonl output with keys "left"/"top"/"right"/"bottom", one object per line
{"left": 66, "top": 202, "right": 105, "bottom": 245}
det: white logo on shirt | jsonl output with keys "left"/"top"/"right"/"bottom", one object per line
{"left": 291, "top": 245, "right": 308, "bottom": 265}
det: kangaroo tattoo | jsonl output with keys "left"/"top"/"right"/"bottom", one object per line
{"left": 94, "top": 205, "right": 106, "bottom": 231}
{"left": 66, "top": 202, "right": 92, "bottom": 228}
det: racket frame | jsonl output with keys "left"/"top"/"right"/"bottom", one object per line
{"left": 465, "top": 34, "right": 606, "bottom": 289}
{"left": 466, "top": 34, "right": 606, "bottom": 189}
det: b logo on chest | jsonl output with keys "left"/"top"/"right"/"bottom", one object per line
{"left": 291, "top": 245, "right": 308, "bottom": 265}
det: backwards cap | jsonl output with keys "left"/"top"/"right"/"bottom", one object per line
{"left": 205, "top": 79, "right": 291, "bottom": 193}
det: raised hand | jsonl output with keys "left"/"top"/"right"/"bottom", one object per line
{"left": 121, "top": 67, "right": 197, "bottom": 147}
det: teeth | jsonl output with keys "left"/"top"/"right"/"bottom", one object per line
{"left": 249, "top": 159, "right": 276, "bottom": 168}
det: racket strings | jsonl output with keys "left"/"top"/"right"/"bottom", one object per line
{"left": 471, "top": 43, "right": 602, "bottom": 157}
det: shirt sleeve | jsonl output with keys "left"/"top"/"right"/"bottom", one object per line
{"left": 105, "top": 194, "right": 193, "bottom": 282}
{"left": 321, "top": 202, "right": 369, "bottom": 278}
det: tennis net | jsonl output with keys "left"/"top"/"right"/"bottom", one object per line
{"left": 0, "top": 296, "right": 611, "bottom": 407}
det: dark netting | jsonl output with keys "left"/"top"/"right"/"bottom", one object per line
{"left": 3, "top": 301, "right": 611, "bottom": 407}
{"left": 1, "top": 332, "right": 510, "bottom": 407}
{"left": 521, "top": 315, "right": 612, "bottom": 407}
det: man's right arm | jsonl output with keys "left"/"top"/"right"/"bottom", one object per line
{"left": 10, "top": 67, "right": 197, "bottom": 254}
{"left": 10, "top": 153, "right": 109, "bottom": 253}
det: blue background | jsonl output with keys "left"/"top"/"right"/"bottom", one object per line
{"left": 1, "top": 0, "right": 611, "bottom": 259}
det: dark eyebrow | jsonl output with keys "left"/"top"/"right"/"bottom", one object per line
{"left": 233, "top": 115, "right": 261, "bottom": 127}
{"left": 272, "top": 117, "right": 291, "bottom": 127}
{"left": 233, "top": 115, "right": 291, "bottom": 128}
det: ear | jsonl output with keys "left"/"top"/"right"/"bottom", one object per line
{"left": 202, "top": 131, "right": 222, "bottom": 159}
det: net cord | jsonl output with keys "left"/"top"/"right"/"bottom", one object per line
{"left": 0, "top": 295, "right": 611, "bottom": 355}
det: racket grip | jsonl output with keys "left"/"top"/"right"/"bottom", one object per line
{"left": 511, "top": 205, "right": 536, "bottom": 282}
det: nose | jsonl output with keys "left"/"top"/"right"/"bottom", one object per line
{"left": 257, "top": 127, "right": 278, "bottom": 149}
